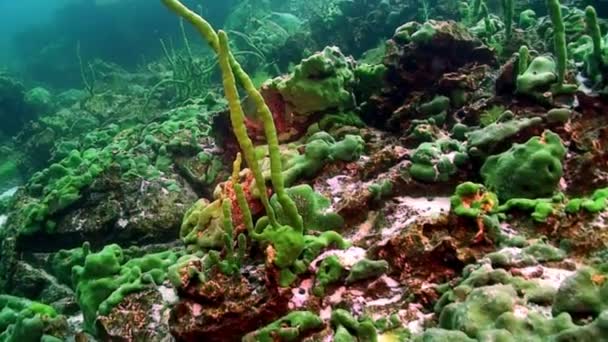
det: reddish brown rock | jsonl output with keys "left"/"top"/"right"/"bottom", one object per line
{"left": 169, "top": 266, "right": 292, "bottom": 342}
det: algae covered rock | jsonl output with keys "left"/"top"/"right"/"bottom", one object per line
{"left": 72, "top": 243, "right": 179, "bottom": 334}
{"left": 553, "top": 266, "right": 608, "bottom": 318}
{"left": 439, "top": 284, "right": 518, "bottom": 337}
{"left": 481, "top": 130, "right": 566, "bottom": 201}
{"left": 0, "top": 295, "right": 67, "bottom": 341}
{"left": 413, "top": 328, "right": 475, "bottom": 342}
{"left": 268, "top": 46, "right": 356, "bottom": 116}
{"left": 24, "top": 87, "right": 53, "bottom": 115}
{"left": 428, "top": 260, "right": 604, "bottom": 340}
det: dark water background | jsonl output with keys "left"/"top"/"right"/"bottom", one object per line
{"left": 0, "top": 0, "right": 232, "bottom": 88}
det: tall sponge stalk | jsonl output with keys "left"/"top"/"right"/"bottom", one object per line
{"left": 584, "top": 5, "right": 604, "bottom": 85}
{"left": 160, "top": 0, "right": 303, "bottom": 233}
{"left": 546, "top": 0, "right": 577, "bottom": 93}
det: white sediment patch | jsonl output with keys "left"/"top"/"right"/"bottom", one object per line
{"left": 0, "top": 186, "right": 18, "bottom": 199}
{"left": 289, "top": 278, "right": 313, "bottom": 309}
{"left": 67, "top": 313, "right": 85, "bottom": 332}
{"left": 518, "top": 265, "right": 576, "bottom": 290}
{"left": 309, "top": 247, "right": 367, "bottom": 272}
{"left": 402, "top": 303, "right": 435, "bottom": 335}
{"left": 325, "top": 175, "right": 356, "bottom": 206}
{"left": 0, "top": 187, "right": 19, "bottom": 229}
{"left": 381, "top": 196, "right": 450, "bottom": 239}
{"left": 158, "top": 285, "right": 179, "bottom": 305}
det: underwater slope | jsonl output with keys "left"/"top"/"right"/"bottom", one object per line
{"left": 2, "top": 0, "right": 608, "bottom": 340}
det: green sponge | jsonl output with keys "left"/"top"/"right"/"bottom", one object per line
{"left": 72, "top": 244, "right": 179, "bottom": 333}
{"left": 481, "top": 131, "right": 565, "bottom": 201}
{"left": 269, "top": 184, "right": 344, "bottom": 232}
{"left": 409, "top": 138, "right": 469, "bottom": 182}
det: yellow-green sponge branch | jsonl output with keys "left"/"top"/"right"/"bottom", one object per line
{"left": 235, "top": 183, "right": 256, "bottom": 237}
{"left": 160, "top": 0, "right": 219, "bottom": 52}
{"left": 215, "top": 30, "right": 278, "bottom": 227}
{"left": 161, "top": 0, "right": 303, "bottom": 233}
{"left": 225, "top": 42, "right": 304, "bottom": 233}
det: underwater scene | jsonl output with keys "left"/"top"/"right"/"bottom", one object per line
{"left": 4, "top": 0, "right": 608, "bottom": 340}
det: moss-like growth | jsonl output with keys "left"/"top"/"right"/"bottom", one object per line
{"left": 22, "top": 149, "right": 105, "bottom": 234}
{"left": 409, "top": 138, "right": 469, "bottom": 183}
{"left": 565, "top": 187, "right": 608, "bottom": 213}
{"left": 486, "top": 242, "right": 565, "bottom": 268}
{"left": 481, "top": 131, "right": 566, "bottom": 201}
{"left": 17, "top": 105, "right": 219, "bottom": 236}
{"left": 49, "top": 242, "right": 91, "bottom": 286}
{"left": 368, "top": 180, "right": 393, "bottom": 202}
{"left": 314, "top": 256, "right": 345, "bottom": 296}
{"left": 354, "top": 63, "right": 387, "bottom": 103}
{"left": 254, "top": 229, "right": 350, "bottom": 287}
{"left": 411, "top": 22, "right": 437, "bottom": 44}
{"left": 515, "top": 56, "right": 557, "bottom": 97}
{"left": 331, "top": 309, "right": 379, "bottom": 342}
{"left": 419, "top": 95, "right": 450, "bottom": 118}
{"left": 414, "top": 328, "right": 475, "bottom": 341}
{"left": 318, "top": 112, "right": 365, "bottom": 132}
{"left": 439, "top": 283, "right": 519, "bottom": 336}
{"left": 180, "top": 199, "right": 226, "bottom": 250}
{"left": 428, "top": 262, "right": 608, "bottom": 340}
{"left": 242, "top": 311, "right": 323, "bottom": 341}
{"left": 553, "top": 266, "right": 608, "bottom": 318}
{"left": 0, "top": 295, "right": 66, "bottom": 341}
{"left": 345, "top": 258, "right": 389, "bottom": 284}
{"left": 497, "top": 194, "right": 564, "bottom": 222}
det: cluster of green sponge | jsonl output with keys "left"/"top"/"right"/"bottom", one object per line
{"left": 267, "top": 46, "right": 357, "bottom": 116}
{"left": 18, "top": 105, "right": 222, "bottom": 236}
{"left": 280, "top": 132, "right": 364, "bottom": 186}
{"left": 313, "top": 256, "right": 389, "bottom": 296}
{"left": 0, "top": 295, "right": 66, "bottom": 341}
{"left": 425, "top": 258, "right": 608, "bottom": 340}
{"left": 242, "top": 311, "right": 323, "bottom": 341}
{"left": 22, "top": 149, "right": 107, "bottom": 235}
{"left": 409, "top": 138, "right": 469, "bottom": 182}
{"left": 69, "top": 244, "right": 180, "bottom": 333}
{"left": 163, "top": 0, "right": 357, "bottom": 291}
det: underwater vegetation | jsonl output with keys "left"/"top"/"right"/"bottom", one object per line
{"left": 4, "top": 0, "right": 608, "bottom": 341}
